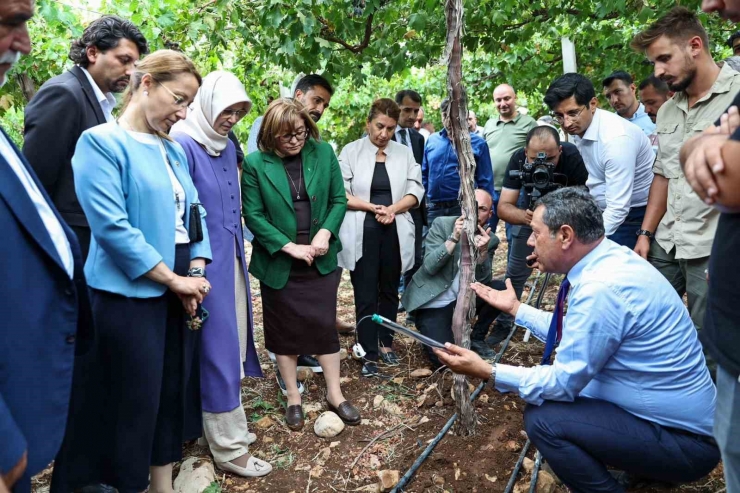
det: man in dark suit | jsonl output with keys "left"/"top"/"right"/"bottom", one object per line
{"left": 0, "top": 4, "right": 91, "bottom": 491}
{"left": 23, "top": 15, "right": 147, "bottom": 260}
{"left": 393, "top": 89, "right": 427, "bottom": 323}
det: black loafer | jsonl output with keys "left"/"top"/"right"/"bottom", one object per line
{"left": 285, "top": 404, "right": 304, "bottom": 431}
{"left": 327, "top": 399, "right": 361, "bottom": 425}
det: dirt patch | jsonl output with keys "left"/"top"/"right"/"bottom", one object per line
{"left": 31, "top": 227, "right": 725, "bottom": 493}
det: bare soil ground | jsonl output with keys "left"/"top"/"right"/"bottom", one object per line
{"left": 31, "top": 228, "right": 725, "bottom": 493}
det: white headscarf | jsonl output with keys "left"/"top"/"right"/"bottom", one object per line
{"left": 172, "top": 71, "right": 252, "bottom": 156}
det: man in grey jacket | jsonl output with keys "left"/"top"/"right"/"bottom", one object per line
{"left": 401, "top": 189, "right": 505, "bottom": 366}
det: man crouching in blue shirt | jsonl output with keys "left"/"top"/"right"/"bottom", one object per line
{"left": 436, "top": 187, "right": 720, "bottom": 493}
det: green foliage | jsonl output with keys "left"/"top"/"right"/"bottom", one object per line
{"left": 202, "top": 481, "right": 222, "bottom": 493}
{"left": 2, "top": 0, "right": 738, "bottom": 148}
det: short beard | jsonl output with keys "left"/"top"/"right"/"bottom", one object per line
{"left": 667, "top": 60, "right": 697, "bottom": 93}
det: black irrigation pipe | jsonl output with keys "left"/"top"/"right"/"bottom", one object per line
{"left": 529, "top": 451, "right": 543, "bottom": 493}
{"left": 391, "top": 272, "right": 547, "bottom": 493}
{"left": 506, "top": 273, "right": 554, "bottom": 493}
{"left": 504, "top": 440, "right": 532, "bottom": 493}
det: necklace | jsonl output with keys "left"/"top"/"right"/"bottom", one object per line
{"left": 285, "top": 160, "right": 303, "bottom": 200}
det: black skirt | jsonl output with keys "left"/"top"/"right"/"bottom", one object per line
{"left": 261, "top": 261, "right": 341, "bottom": 355}
{"left": 51, "top": 245, "right": 201, "bottom": 493}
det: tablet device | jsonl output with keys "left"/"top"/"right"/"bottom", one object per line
{"left": 371, "top": 314, "right": 448, "bottom": 350}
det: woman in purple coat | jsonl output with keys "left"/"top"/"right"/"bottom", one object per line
{"left": 172, "top": 71, "right": 271, "bottom": 477}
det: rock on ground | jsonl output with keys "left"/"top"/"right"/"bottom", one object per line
{"left": 174, "top": 457, "right": 215, "bottom": 493}
{"left": 377, "top": 469, "right": 400, "bottom": 491}
{"left": 409, "top": 368, "right": 433, "bottom": 378}
{"left": 314, "top": 411, "right": 345, "bottom": 438}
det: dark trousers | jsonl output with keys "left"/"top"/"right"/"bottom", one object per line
{"left": 351, "top": 224, "right": 402, "bottom": 362}
{"left": 51, "top": 245, "right": 201, "bottom": 493}
{"left": 524, "top": 397, "right": 721, "bottom": 493}
{"left": 71, "top": 224, "right": 91, "bottom": 262}
{"left": 415, "top": 280, "right": 505, "bottom": 367}
{"left": 498, "top": 224, "right": 533, "bottom": 327}
{"left": 402, "top": 207, "right": 425, "bottom": 294}
{"left": 607, "top": 206, "right": 646, "bottom": 249}
{"left": 427, "top": 201, "right": 462, "bottom": 228}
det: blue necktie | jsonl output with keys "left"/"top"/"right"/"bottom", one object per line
{"left": 541, "top": 279, "right": 571, "bottom": 365}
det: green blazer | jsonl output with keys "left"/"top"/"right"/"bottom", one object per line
{"left": 242, "top": 138, "right": 348, "bottom": 289}
{"left": 401, "top": 216, "right": 498, "bottom": 313}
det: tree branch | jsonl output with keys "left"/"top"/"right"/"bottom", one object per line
{"left": 318, "top": 12, "right": 375, "bottom": 54}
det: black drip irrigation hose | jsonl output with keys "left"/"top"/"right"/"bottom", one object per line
{"left": 391, "top": 273, "right": 547, "bottom": 493}
{"left": 505, "top": 273, "right": 554, "bottom": 493}
{"left": 529, "top": 451, "right": 542, "bottom": 493}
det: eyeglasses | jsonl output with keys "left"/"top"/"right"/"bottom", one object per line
{"left": 221, "top": 109, "right": 249, "bottom": 119}
{"left": 157, "top": 81, "right": 189, "bottom": 108}
{"left": 277, "top": 129, "right": 309, "bottom": 143}
{"left": 552, "top": 106, "right": 586, "bottom": 124}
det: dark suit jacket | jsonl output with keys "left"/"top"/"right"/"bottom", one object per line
{"left": 23, "top": 65, "right": 108, "bottom": 230}
{"left": 0, "top": 128, "right": 91, "bottom": 488}
{"left": 393, "top": 127, "right": 428, "bottom": 226}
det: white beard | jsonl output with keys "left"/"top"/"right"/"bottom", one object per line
{"left": 0, "top": 51, "right": 21, "bottom": 88}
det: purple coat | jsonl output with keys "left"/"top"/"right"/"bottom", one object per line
{"left": 174, "top": 133, "right": 263, "bottom": 413}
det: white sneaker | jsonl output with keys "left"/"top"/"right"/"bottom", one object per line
{"left": 217, "top": 456, "right": 273, "bottom": 477}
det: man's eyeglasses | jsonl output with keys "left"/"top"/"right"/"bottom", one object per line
{"left": 158, "top": 81, "right": 189, "bottom": 108}
{"left": 552, "top": 105, "right": 587, "bottom": 124}
{"left": 221, "top": 109, "right": 249, "bottom": 119}
{"left": 277, "top": 129, "right": 309, "bottom": 143}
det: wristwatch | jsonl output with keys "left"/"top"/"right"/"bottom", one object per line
{"left": 488, "top": 364, "right": 497, "bottom": 389}
{"left": 635, "top": 229, "right": 654, "bottom": 239}
{"left": 187, "top": 267, "right": 206, "bottom": 278}
{"left": 447, "top": 234, "right": 460, "bottom": 243}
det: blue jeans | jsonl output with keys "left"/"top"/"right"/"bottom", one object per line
{"left": 716, "top": 365, "right": 740, "bottom": 493}
{"left": 525, "top": 397, "right": 720, "bottom": 493}
{"left": 607, "top": 206, "right": 646, "bottom": 249}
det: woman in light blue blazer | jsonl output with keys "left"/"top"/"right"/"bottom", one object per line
{"left": 51, "top": 51, "right": 213, "bottom": 493}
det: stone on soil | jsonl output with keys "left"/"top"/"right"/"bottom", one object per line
{"left": 297, "top": 367, "right": 313, "bottom": 381}
{"left": 174, "top": 457, "right": 215, "bottom": 493}
{"left": 410, "top": 368, "right": 433, "bottom": 378}
{"left": 314, "top": 411, "right": 345, "bottom": 438}
{"left": 254, "top": 416, "right": 274, "bottom": 429}
{"left": 377, "top": 469, "right": 400, "bottom": 491}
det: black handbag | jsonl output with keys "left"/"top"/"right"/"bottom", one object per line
{"left": 189, "top": 202, "right": 204, "bottom": 243}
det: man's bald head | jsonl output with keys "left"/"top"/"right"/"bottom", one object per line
{"left": 467, "top": 110, "right": 478, "bottom": 131}
{"left": 493, "top": 84, "right": 517, "bottom": 120}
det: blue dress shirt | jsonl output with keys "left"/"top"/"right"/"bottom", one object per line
{"left": 495, "top": 239, "right": 716, "bottom": 436}
{"left": 627, "top": 103, "right": 657, "bottom": 138}
{"left": 421, "top": 129, "right": 494, "bottom": 203}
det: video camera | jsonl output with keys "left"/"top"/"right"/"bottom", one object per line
{"left": 508, "top": 152, "right": 566, "bottom": 210}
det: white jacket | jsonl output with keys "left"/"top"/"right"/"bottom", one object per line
{"left": 337, "top": 137, "right": 425, "bottom": 272}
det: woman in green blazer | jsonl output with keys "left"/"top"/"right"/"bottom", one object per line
{"left": 242, "top": 98, "right": 360, "bottom": 431}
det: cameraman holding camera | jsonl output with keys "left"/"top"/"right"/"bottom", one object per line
{"left": 497, "top": 126, "right": 588, "bottom": 325}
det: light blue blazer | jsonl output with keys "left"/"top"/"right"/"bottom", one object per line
{"left": 73, "top": 123, "right": 211, "bottom": 298}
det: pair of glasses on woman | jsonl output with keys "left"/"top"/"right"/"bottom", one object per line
{"left": 277, "top": 129, "right": 309, "bottom": 143}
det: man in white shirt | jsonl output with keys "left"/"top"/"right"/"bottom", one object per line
{"left": 0, "top": 3, "right": 91, "bottom": 492}
{"left": 545, "top": 73, "right": 655, "bottom": 248}
{"left": 22, "top": 15, "right": 147, "bottom": 259}
{"left": 393, "top": 89, "right": 427, "bottom": 323}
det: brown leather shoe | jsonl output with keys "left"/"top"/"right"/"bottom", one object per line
{"left": 285, "top": 404, "right": 304, "bottom": 431}
{"left": 336, "top": 319, "right": 355, "bottom": 334}
{"left": 326, "top": 399, "right": 361, "bottom": 426}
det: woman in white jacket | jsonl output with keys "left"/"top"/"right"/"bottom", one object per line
{"left": 338, "top": 98, "right": 424, "bottom": 376}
